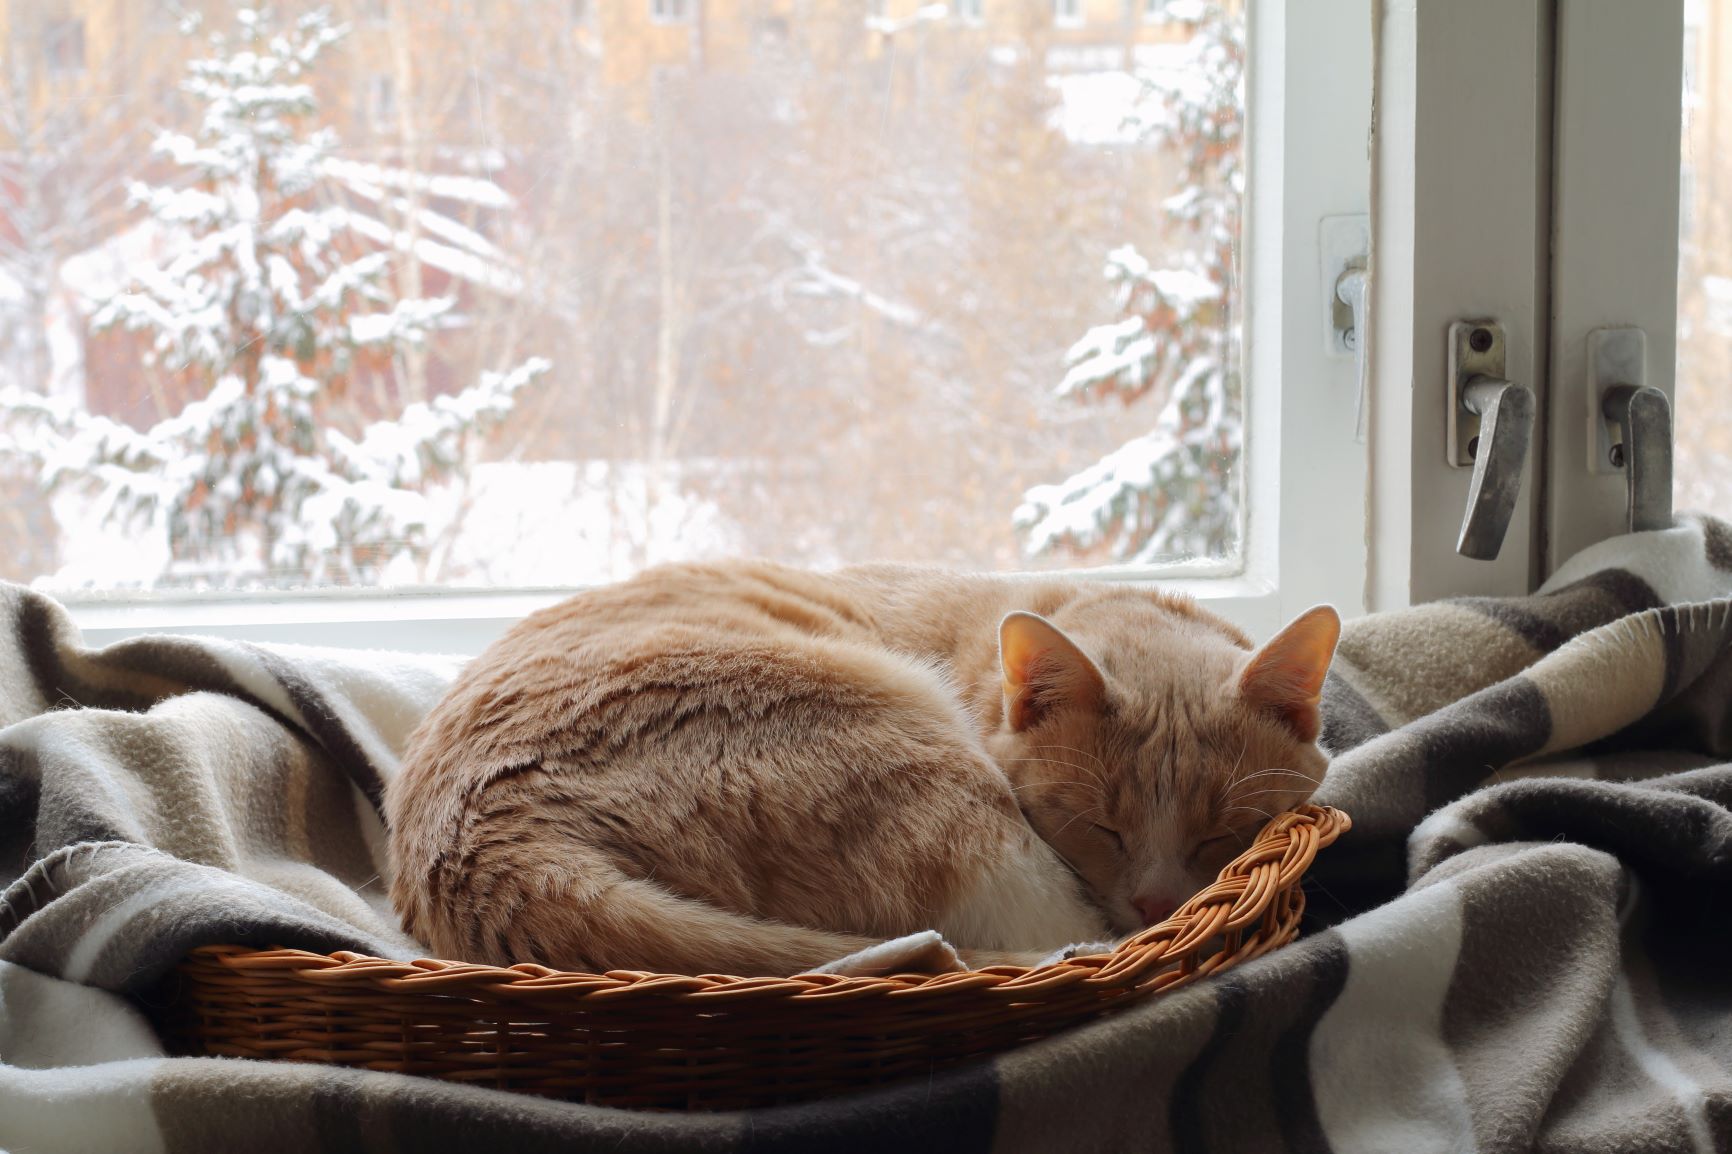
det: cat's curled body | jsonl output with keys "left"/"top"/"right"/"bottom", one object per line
{"left": 387, "top": 561, "right": 1339, "bottom": 976}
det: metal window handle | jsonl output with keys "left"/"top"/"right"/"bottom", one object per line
{"left": 1457, "top": 376, "right": 1535, "bottom": 560}
{"left": 1323, "top": 215, "right": 1371, "bottom": 443}
{"left": 1588, "top": 327, "right": 1674, "bottom": 535}
{"left": 1601, "top": 384, "right": 1673, "bottom": 533}
{"left": 1447, "top": 321, "right": 1534, "bottom": 561}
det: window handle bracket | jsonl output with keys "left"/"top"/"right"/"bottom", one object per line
{"left": 1322, "top": 215, "right": 1370, "bottom": 442}
{"left": 1447, "top": 321, "right": 1534, "bottom": 561}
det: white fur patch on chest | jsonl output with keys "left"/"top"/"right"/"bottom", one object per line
{"left": 934, "top": 829, "right": 1112, "bottom": 952}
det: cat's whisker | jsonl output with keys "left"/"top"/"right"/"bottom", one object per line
{"left": 1043, "top": 842, "right": 1093, "bottom": 884}
{"left": 1211, "top": 738, "right": 1252, "bottom": 807}
{"left": 1029, "top": 745, "right": 1112, "bottom": 787}
{"left": 1002, "top": 753, "right": 1109, "bottom": 787}
{"left": 1226, "top": 786, "right": 1311, "bottom": 803}
{"left": 1031, "top": 744, "right": 1108, "bottom": 772}
{"left": 1223, "top": 804, "right": 1275, "bottom": 823}
{"left": 1048, "top": 806, "right": 1106, "bottom": 841}
{"left": 1000, "top": 757, "right": 1112, "bottom": 786}
{"left": 1231, "top": 767, "right": 1317, "bottom": 786}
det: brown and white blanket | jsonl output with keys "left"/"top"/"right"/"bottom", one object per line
{"left": 6, "top": 517, "right": 1732, "bottom": 1153}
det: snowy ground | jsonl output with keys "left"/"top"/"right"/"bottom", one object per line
{"left": 427, "top": 460, "right": 742, "bottom": 587}
{"left": 1047, "top": 72, "right": 1154, "bottom": 147}
{"left": 41, "top": 459, "right": 742, "bottom": 593}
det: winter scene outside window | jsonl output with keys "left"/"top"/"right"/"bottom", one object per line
{"left": 1678, "top": 0, "right": 1732, "bottom": 517}
{"left": 0, "top": 0, "right": 1244, "bottom": 594}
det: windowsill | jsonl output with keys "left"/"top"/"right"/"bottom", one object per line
{"left": 66, "top": 588, "right": 569, "bottom": 655}
{"left": 61, "top": 571, "right": 1279, "bottom": 655}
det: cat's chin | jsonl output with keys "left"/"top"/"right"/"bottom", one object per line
{"left": 1102, "top": 903, "right": 1144, "bottom": 936}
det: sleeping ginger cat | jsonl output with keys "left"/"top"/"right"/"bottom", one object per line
{"left": 387, "top": 561, "right": 1339, "bottom": 976}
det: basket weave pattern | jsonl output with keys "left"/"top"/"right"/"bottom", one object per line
{"left": 167, "top": 804, "right": 1348, "bottom": 1109}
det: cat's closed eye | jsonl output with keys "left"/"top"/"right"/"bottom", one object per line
{"left": 1090, "top": 823, "right": 1126, "bottom": 852}
{"left": 1189, "top": 833, "right": 1241, "bottom": 864}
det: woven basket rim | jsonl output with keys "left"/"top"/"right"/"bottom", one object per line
{"left": 187, "top": 803, "right": 1350, "bottom": 999}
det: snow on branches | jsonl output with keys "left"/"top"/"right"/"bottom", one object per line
{"left": 0, "top": 7, "right": 548, "bottom": 588}
{"left": 1015, "top": 2, "right": 1244, "bottom": 565}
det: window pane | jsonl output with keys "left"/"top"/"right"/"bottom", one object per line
{"left": 0, "top": 0, "right": 1245, "bottom": 593}
{"left": 1680, "top": 0, "right": 1732, "bottom": 515}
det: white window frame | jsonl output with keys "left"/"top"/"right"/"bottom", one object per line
{"left": 1366, "top": 0, "right": 1686, "bottom": 599}
{"left": 64, "top": 0, "right": 1374, "bottom": 654}
{"left": 1367, "top": 0, "right": 1551, "bottom": 605}
{"left": 1543, "top": 0, "right": 1682, "bottom": 572}
{"left": 1230, "top": 0, "right": 1374, "bottom": 634}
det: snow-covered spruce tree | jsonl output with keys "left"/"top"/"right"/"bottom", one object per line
{"left": 0, "top": 8, "right": 546, "bottom": 588}
{"left": 1014, "top": 1, "right": 1243, "bottom": 564}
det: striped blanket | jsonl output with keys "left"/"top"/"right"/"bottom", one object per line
{"left": 6, "top": 519, "right": 1732, "bottom": 1153}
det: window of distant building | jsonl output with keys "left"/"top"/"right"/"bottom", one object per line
{"left": 651, "top": 0, "right": 694, "bottom": 23}
{"left": 369, "top": 74, "right": 397, "bottom": 130}
{"left": 1143, "top": 0, "right": 1170, "bottom": 20}
{"left": 1054, "top": 0, "right": 1082, "bottom": 28}
{"left": 42, "top": 20, "right": 86, "bottom": 75}
{"left": 955, "top": 0, "right": 984, "bottom": 25}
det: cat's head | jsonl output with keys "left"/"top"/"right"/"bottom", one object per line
{"left": 986, "top": 597, "right": 1340, "bottom": 935}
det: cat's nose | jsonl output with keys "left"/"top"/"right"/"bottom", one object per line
{"left": 1133, "top": 895, "right": 1178, "bottom": 927}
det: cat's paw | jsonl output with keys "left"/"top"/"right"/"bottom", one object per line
{"left": 813, "top": 930, "right": 968, "bottom": 977}
{"left": 1033, "top": 939, "right": 1121, "bottom": 968}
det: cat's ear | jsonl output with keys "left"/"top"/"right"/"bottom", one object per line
{"left": 1235, "top": 605, "right": 1340, "bottom": 743}
{"left": 999, "top": 612, "right": 1107, "bottom": 732}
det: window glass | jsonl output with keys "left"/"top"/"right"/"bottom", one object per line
{"left": 1679, "top": 0, "right": 1731, "bottom": 516}
{"left": 0, "top": 0, "right": 1244, "bottom": 592}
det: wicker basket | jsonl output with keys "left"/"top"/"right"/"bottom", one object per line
{"left": 163, "top": 804, "right": 1348, "bottom": 1110}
